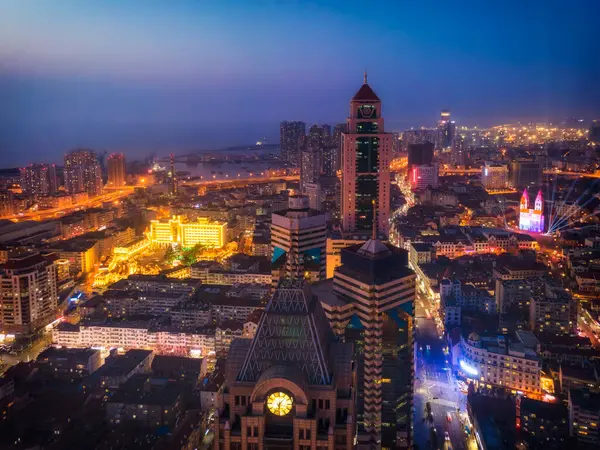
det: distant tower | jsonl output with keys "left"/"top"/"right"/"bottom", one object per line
{"left": 107, "top": 153, "right": 126, "bottom": 187}
{"left": 169, "top": 154, "right": 178, "bottom": 196}
{"left": 64, "top": 149, "right": 103, "bottom": 197}
{"left": 271, "top": 194, "right": 326, "bottom": 284}
{"left": 341, "top": 73, "right": 392, "bottom": 236}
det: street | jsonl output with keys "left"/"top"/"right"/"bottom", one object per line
{"left": 413, "top": 288, "right": 477, "bottom": 450}
{"left": 0, "top": 333, "right": 52, "bottom": 375}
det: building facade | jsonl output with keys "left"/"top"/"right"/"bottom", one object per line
{"left": 280, "top": 121, "right": 306, "bottom": 167}
{"left": 0, "top": 252, "right": 59, "bottom": 334}
{"left": 107, "top": 153, "right": 126, "bottom": 187}
{"left": 341, "top": 73, "right": 392, "bottom": 236}
{"left": 149, "top": 216, "right": 228, "bottom": 248}
{"left": 271, "top": 195, "right": 326, "bottom": 283}
{"left": 214, "top": 279, "right": 356, "bottom": 450}
{"left": 481, "top": 162, "right": 509, "bottom": 190}
{"left": 20, "top": 163, "right": 58, "bottom": 197}
{"left": 519, "top": 189, "right": 544, "bottom": 233}
{"left": 64, "top": 149, "right": 103, "bottom": 196}
{"left": 317, "top": 238, "right": 416, "bottom": 448}
{"left": 410, "top": 164, "right": 439, "bottom": 191}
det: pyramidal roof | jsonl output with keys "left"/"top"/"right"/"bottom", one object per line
{"left": 352, "top": 83, "right": 380, "bottom": 102}
{"left": 357, "top": 238, "right": 392, "bottom": 258}
{"left": 236, "top": 278, "right": 334, "bottom": 386}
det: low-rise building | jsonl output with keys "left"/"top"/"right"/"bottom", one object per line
{"left": 454, "top": 331, "right": 542, "bottom": 396}
{"left": 106, "top": 375, "right": 182, "bottom": 426}
{"left": 37, "top": 347, "right": 103, "bottom": 378}
{"left": 96, "top": 349, "right": 154, "bottom": 389}
{"left": 518, "top": 397, "right": 569, "bottom": 450}
{"left": 568, "top": 389, "right": 600, "bottom": 447}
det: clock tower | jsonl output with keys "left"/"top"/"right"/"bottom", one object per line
{"left": 214, "top": 279, "right": 356, "bottom": 450}
{"left": 341, "top": 73, "right": 392, "bottom": 236}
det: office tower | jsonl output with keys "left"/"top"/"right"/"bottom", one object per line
{"left": 341, "top": 73, "right": 392, "bottom": 235}
{"left": 0, "top": 252, "right": 58, "bottom": 334}
{"left": 0, "top": 190, "right": 14, "bottom": 217}
{"left": 64, "top": 149, "right": 103, "bottom": 196}
{"left": 317, "top": 235, "right": 416, "bottom": 448}
{"left": 519, "top": 189, "right": 545, "bottom": 233}
{"left": 300, "top": 148, "right": 321, "bottom": 193}
{"left": 280, "top": 121, "right": 306, "bottom": 166}
{"left": 509, "top": 159, "right": 543, "bottom": 189}
{"left": 407, "top": 142, "right": 434, "bottom": 170}
{"left": 410, "top": 164, "right": 439, "bottom": 190}
{"left": 332, "top": 123, "right": 348, "bottom": 173}
{"left": 305, "top": 182, "right": 321, "bottom": 210}
{"left": 19, "top": 163, "right": 58, "bottom": 197}
{"left": 107, "top": 153, "right": 126, "bottom": 187}
{"left": 271, "top": 194, "right": 326, "bottom": 283}
{"left": 589, "top": 120, "right": 600, "bottom": 144}
{"left": 481, "top": 162, "right": 509, "bottom": 190}
{"left": 437, "top": 110, "right": 455, "bottom": 150}
{"left": 215, "top": 278, "right": 356, "bottom": 450}
{"left": 168, "top": 153, "right": 178, "bottom": 196}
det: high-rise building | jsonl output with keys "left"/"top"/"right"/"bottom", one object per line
{"left": 437, "top": 110, "right": 455, "bottom": 150}
{"left": 19, "top": 163, "right": 58, "bottom": 197}
{"left": 64, "top": 149, "right": 103, "bottom": 196}
{"left": 215, "top": 278, "right": 356, "bottom": 450}
{"left": 168, "top": 153, "right": 178, "bottom": 196}
{"left": 407, "top": 142, "right": 434, "bottom": 170}
{"left": 280, "top": 121, "right": 306, "bottom": 166}
{"left": 0, "top": 190, "right": 15, "bottom": 217}
{"left": 589, "top": 120, "right": 600, "bottom": 144}
{"left": 107, "top": 153, "right": 126, "bottom": 187}
{"left": 509, "top": 159, "right": 543, "bottom": 189}
{"left": 401, "top": 129, "right": 436, "bottom": 151}
{"left": 332, "top": 123, "right": 348, "bottom": 173}
{"left": 0, "top": 251, "right": 58, "bottom": 334}
{"left": 341, "top": 73, "right": 392, "bottom": 235}
{"left": 305, "top": 182, "right": 321, "bottom": 211}
{"left": 300, "top": 148, "right": 321, "bottom": 193}
{"left": 410, "top": 164, "right": 439, "bottom": 191}
{"left": 519, "top": 189, "right": 545, "bottom": 233}
{"left": 481, "top": 162, "right": 509, "bottom": 190}
{"left": 271, "top": 194, "right": 326, "bottom": 283}
{"left": 316, "top": 237, "right": 416, "bottom": 448}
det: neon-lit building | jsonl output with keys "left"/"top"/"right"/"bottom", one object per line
{"left": 519, "top": 189, "right": 544, "bottom": 233}
{"left": 410, "top": 164, "right": 439, "bottom": 191}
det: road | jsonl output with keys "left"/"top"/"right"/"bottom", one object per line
{"left": 413, "top": 288, "right": 477, "bottom": 450}
{"left": 439, "top": 168, "right": 600, "bottom": 178}
{"left": 0, "top": 333, "right": 52, "bottom": 375}
{"left": 2, "top": 189, "right": 133, "bottom": 221}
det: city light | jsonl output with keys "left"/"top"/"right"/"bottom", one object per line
{"left": 460, "top": 360, "right": 479, "bottom": 377}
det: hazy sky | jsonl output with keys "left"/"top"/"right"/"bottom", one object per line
{"left": 1, "top": 0, "right": 599, "bottom": 166}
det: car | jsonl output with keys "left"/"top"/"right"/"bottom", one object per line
{"left": 446, "top": 412, "right": 452, "bottom": 422}
{"left": 445, "top": 431, "right": 450, "bottom": 441}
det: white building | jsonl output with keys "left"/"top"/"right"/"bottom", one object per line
{"left": 481, "top": 162, "right": 509, "bottom": 190}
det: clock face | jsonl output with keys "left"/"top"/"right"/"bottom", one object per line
{"left": 266, "top": 392, "right": 293, "bottom": 416}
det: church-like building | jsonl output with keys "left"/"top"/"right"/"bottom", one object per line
{"left": 214, "top": 279, "right": 356, "bottom": 450}
{"left": 519, "top": 188, "right": 544, "bottom": 233}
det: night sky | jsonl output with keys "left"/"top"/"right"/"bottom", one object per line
{"left": 1, "top": 0, "right": 599, "bottom": 166}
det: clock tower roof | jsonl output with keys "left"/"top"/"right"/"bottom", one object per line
{"left": 352, "top": 73, "right": 380, "bottom": 102}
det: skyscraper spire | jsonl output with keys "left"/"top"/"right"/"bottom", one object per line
{"left": 364, "top": 70, "right": 368, "bottom": 84}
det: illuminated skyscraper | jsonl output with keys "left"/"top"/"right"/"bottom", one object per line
{"left": 316, "top": 234, "right": 416, "bottom": 448}
{"left": 20, "top": 163, "right": 58, "bottom": 197}
{"left": 107, "top": 153, "right": 126, "bottom": 187}
{"left": 437, "top": 109, "right": 455, "bottom": 151}
{"left": 341, "top": 73, "right": 392, "bottom": 236}
{"left": 280, "top": 121, "right": 306, "bottom": 166}
{"left": 300, "top": 147, "right": 321, "bottom": 193}
{"left": 64, "top": 149, "right": 103, "bottom": 196}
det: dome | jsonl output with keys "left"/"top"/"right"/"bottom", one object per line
{"left": 468, "top": 332, "right": 480, "bottom": 342}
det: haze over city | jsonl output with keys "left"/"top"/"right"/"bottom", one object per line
{"left": 1, "top": 0, "right": 599, "bottom": 166}
{"left": 1, "top": 2, "right": 600, "bottom": 450}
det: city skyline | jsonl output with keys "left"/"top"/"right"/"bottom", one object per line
{"left": 1, "top": 0, "right": 599, "bottom": 166}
